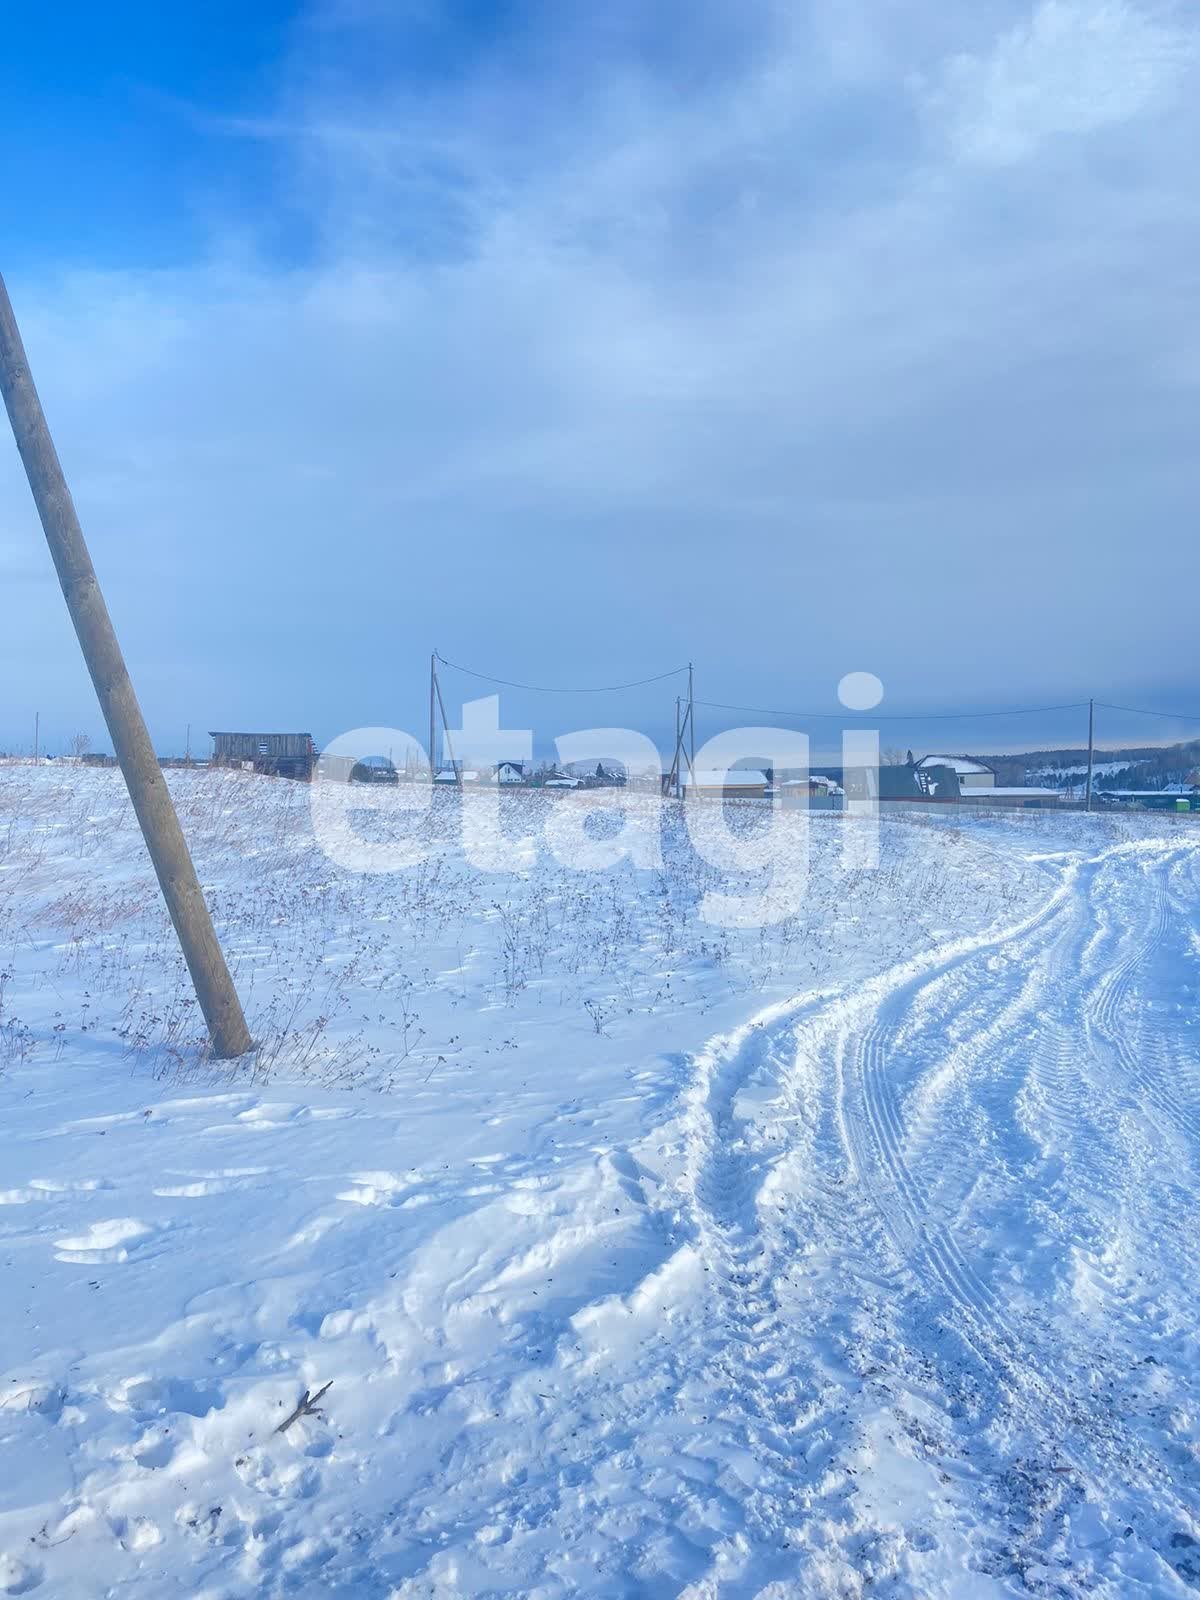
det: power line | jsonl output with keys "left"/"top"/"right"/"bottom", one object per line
{"left": 694, "top": 698, "right": 1090, "bottom": 722}
{"left": 1097, "top": 701, "right": 1200, "bottom": 723}
{"left": 428, "top": 652, "right": 1198, "bottom": 729}
{"left": 434, "top": 651, "right": 688, "bottom": 695}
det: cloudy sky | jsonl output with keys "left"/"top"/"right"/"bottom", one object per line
{"left": 2, "top": 0, "right": 1198, "bottom": 761}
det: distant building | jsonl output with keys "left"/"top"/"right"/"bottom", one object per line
{"left": 496, "top": 761, "right": 526, "bottom": 785}
{"left": 958, "top": 786, "right": 1064, "bottom": 808}
{"left": 209, "top": 732, "right": 316, "bottom": 781}
{"left": 780, "top": 775, "right": 843, "bottom": 811}
{"left": 1099, "top": 790, "right": 1199, "bottom": 812}
{"left": 781, "top": 774, "right": 841, "bottom": 795}
{"left": 682, "top": 769, "right": 769, "bottom": 800}
{"left": 584, "top": 763, "right": 625, "bottom": 788}
{"left": 915, "top": 754, "right": 996, "bottom": 791}
{"left": 841, "top": 765, "right": 961, "bottom": 804}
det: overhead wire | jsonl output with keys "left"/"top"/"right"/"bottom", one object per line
{"left": 693, "top": 698, "right": 1091, "bottom": 722}
{"left": 434, "top": 651, "right": 688, "bottom": 695}
{"left": 432, "top": 653, "right": 1197, "bottom": 727}
{"left": 1096, "top": 701, "right": 1200, "bottom": 723}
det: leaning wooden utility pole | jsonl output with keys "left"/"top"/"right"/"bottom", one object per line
{"left": 1085, "top": 698, "right": 1095, "bottom": 813}
{"left": 0, "top": 271, "right": 251, "bottom": 1059}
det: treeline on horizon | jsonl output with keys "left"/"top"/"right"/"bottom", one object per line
{"left": 982, "top": 739, "right": 1200, "bottom": 791}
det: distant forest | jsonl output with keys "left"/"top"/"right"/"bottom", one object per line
{"left": 982, "top": 739, "right": 1200, "bottom": 791}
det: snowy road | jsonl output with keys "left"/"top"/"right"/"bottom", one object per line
{"left": 2, "top": 778, "right": 1198, "bottom": 1598}
{"left": 666, "top": 837, "right": 1200, "bottom": 1596}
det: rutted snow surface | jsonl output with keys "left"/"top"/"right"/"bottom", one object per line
{"left": 0, "top": 771, "right": 1198, "bottom": 1597}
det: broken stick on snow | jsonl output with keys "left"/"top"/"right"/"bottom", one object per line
{"left": 275, "top": 1380, "right": 333, "bottom": 1435}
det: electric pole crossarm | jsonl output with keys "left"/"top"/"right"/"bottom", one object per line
{"left": 0, "top": 271, "right": 251, "bottom": 1060}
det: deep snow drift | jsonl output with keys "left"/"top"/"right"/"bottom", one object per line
{"left": 0, "top": 767, "right": 1198, "bottom": 1598}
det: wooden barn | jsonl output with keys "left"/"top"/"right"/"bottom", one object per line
{"left": 681, "top": 769, "right": 770, "bottom": 800}
{"left": 209, "top": 731, "right": 316, "bottom": 781}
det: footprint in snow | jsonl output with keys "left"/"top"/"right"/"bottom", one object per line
{"left": 234, "top": 1102, "right": 306, "bottom": 1127}
{"left": 235, "top": 1103, "right": 354, "bottom": 1129}
{"left": 0, "top": 1554, "right": 42, "bottom": 1595}
{"left": 110, "top": 1373, "right": 223, "bottom": 1419}
{"left": 1, "top": 1180, "right": 106, "bottom": 1209}
{"left": 152, "top": 1173, "right": 268, "bottom": 1197}
{"left": 29, "top": 1177, "right": 111, "bottom": 1193}
{"left": 0, "top": 1383, "right": 64, "bottom": 1420}
{"left": 54, "top": 1218, "right": 158, "bottom": 1265}
{"left": 336, "top": 1170, "right": 428, "bottom": 1206}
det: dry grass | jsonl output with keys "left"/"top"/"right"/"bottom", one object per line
{"left": 1, "top": 764, "right": 1147, "bottom": 1087}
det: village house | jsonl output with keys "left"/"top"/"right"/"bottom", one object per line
{"left": 209, "top": 732, "right": 316, "bottom": 781}
{"left": 915, "top": 754, "right": 996, "bottom": 790}
{"left": 780, "top": 775, "right": 843, "bottom": 809}
{"left": 681, "top": 769, "right": 770, "bottom": 801}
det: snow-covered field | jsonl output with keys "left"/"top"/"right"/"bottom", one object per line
{"left": 1, "top": 767, "right": 1198, "bottom": 1598}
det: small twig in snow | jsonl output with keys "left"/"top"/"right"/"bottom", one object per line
{"left": 275, "top": 1380, "right": 333, "bottom": 1434}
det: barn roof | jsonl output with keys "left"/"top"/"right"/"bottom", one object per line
{"left": 683, "top": 770, "right": 768, "bottom": 787}
{"left": 915, "top": 754, "right": 995, "bottom": 776}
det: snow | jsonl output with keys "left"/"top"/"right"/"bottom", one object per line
{"left": 781, "top": 777, "right": 841, "bottom": 793}
{"left": 1, "top": 766, "right": 1199, "bottom": 1597}
{"left": 958, "top": 786, "right": 1063, "bottom": 798}
{"left": 682, "top": 771, "right": 768, "bottom": 788}
{"left": 915, "top": 756, "right": 994, "bottom": 776}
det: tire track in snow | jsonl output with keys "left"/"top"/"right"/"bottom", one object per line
{"left": 824, "top": 837, "right": 1200, "bottom": 1567}
{"left": 829, "top": 864, "right": 1085, "bottom": 1382}
{"left": 673, "top": 866, "right": 1106, "bottom": 1590}
{"left": 1087, "top": 849, "right": 1200, "bottom": 1145}
{"left": 677, "top": 997, "right": 849, "bottom": 1584}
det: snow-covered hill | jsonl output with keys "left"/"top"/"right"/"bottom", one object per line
{"left": 0, "top": 768, "right": 1197, "bottom": 1598}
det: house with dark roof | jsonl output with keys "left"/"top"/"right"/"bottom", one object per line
{"left": 915, "top": 754, "right": 996, "bottom": 791}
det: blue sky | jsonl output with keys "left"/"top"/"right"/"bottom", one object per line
{"left": 2, "top": 0, "right": 1198, "bottom": 762}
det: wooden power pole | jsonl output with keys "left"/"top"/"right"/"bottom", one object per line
{"left": 687, "top": 662, "right": 696, "bottom": 783}
{"left": 0, "top": 271, "right": 251, "bottom": 1059}
{"left": 429, "top": 653, "right": 437, "bottom": 781}
{"left": 669, "top": 696, "right": 682, "bottom": 799}
{"left": 1085, "top": 698, "right": 1095, "bottom": 813}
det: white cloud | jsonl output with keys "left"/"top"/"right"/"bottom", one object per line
{"left": 3, "top": 0, "right": 1200, "bottom": 751}
{"left": 929, "top": 0, "right": 1196, "bottom": 165}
